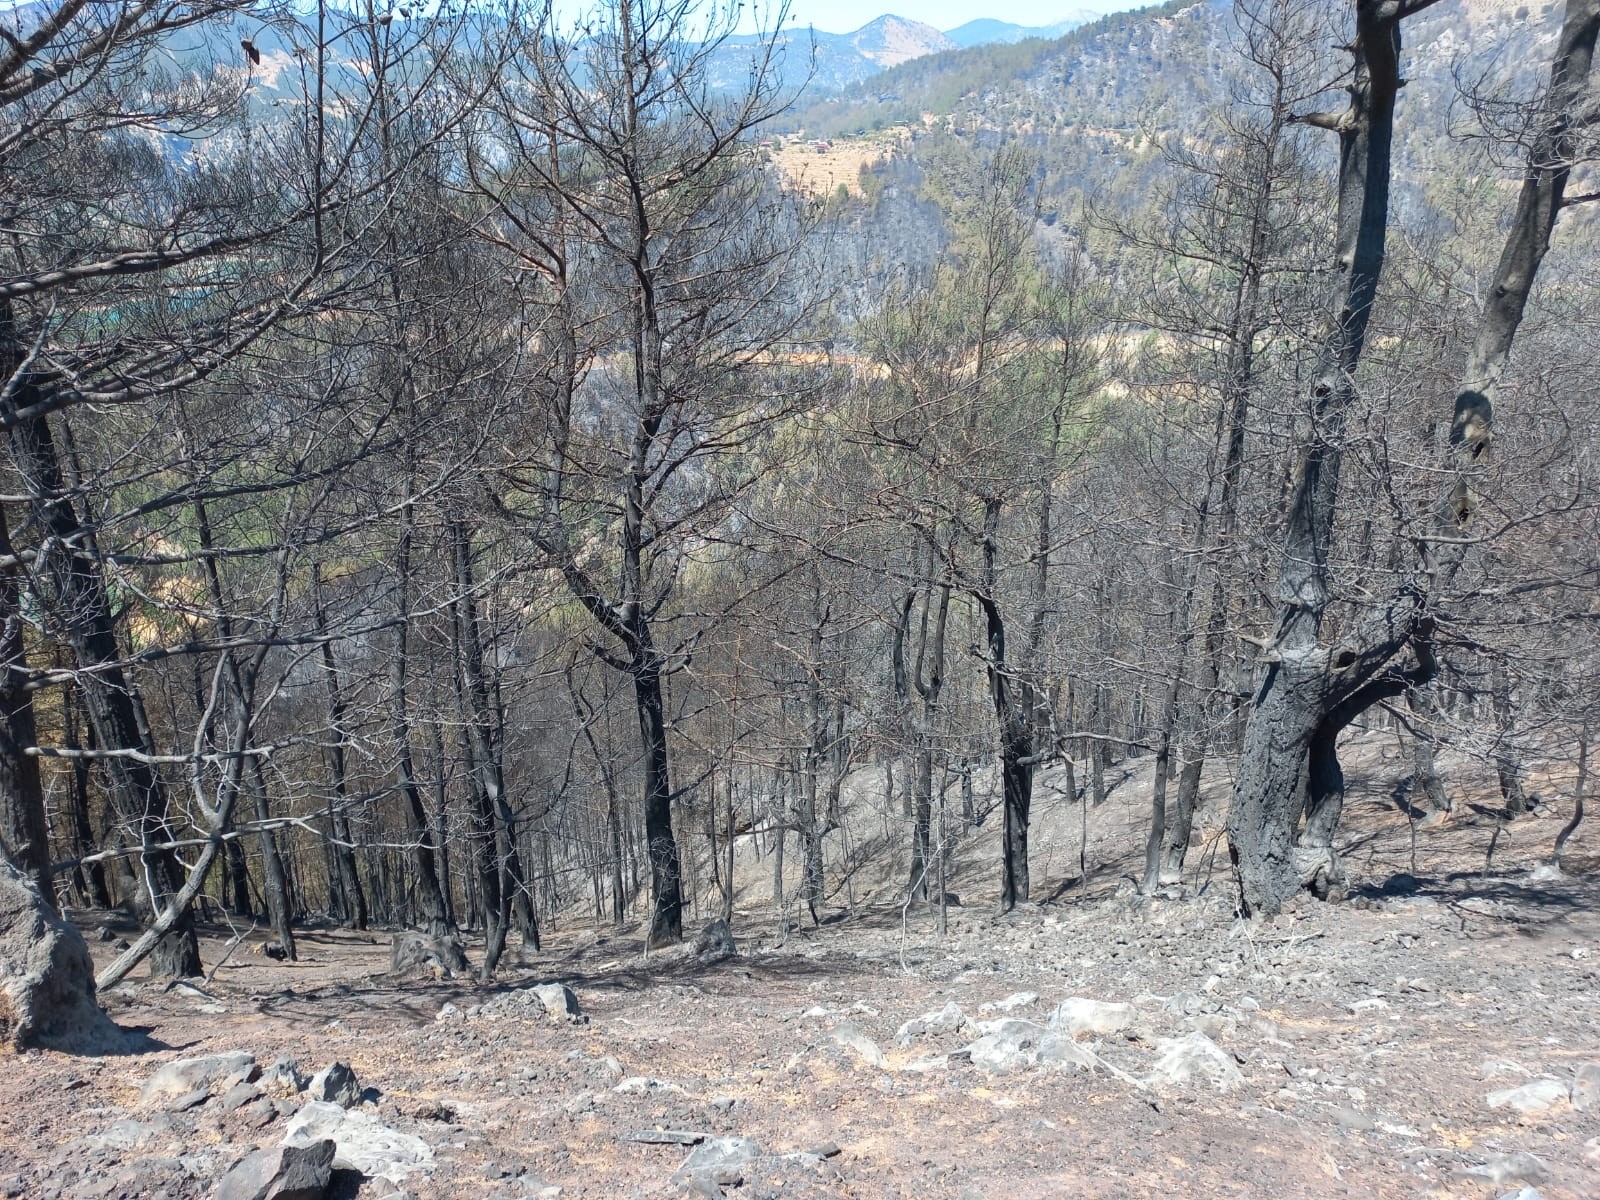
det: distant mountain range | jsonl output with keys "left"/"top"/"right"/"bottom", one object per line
{"left": 943, "top": 13, "right": 1105, "bottom": 47}
{"left": 708, "top": 10, "right": 1112, "bottom": 94}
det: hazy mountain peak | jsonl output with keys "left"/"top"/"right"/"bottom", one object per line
{"left": 846, "top": 14, "right": 954, "bottom": 68}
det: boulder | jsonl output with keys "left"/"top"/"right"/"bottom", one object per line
{"left": 1049, "top": 997, "right": 1139, "bottom": 1039}
{"left": 1037, "top": 1033, "right": 1099, "bottom": 1073}
{"left": 1145, "top": 1032, "right": 1243, "bottom": 1092}
{"left": 693, "top": 919, "right": 737, "bottom": 963}
{"left": 215, "top": 1138, "right": 335, "bottom": 1200}
{"left": 533, "top": 983, "right": 581, "bottom": 1021}
{"left": 0, "top": 855, "right": 125, "bottom": 1052}
{"left": 388, "top": 932, "right": 467, "bottom": 979}
{"left": 307, "top": 1062, "right": 361, "bottom": 1108}
{"left": 674, "top": 1136, "right": 762, "bottom": 1186}
{"left": 140, "top": 1051, "right": 257, "bottom": 1105}
{"left": 283, "top": 1101, "right": 432, "bottom": 1180}
{"left": 1486, "top": 1078, "right": 1569, "bottom": 1116}
{"left": 894, "top": 1001, "right": 970, "bottom": 1045}
{"left": 962, "top": 1019, "right": 1048, "bottom": 1074}
{"left": 978, "top": 992, "right": 1038, "bottom": 1014}
{"left": 260, "top": 1055, "right": 308, "bottom": 1095}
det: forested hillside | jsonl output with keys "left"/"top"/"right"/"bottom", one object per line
{"left": 1, "top": 1, "right": 1598, "bottom": 1197}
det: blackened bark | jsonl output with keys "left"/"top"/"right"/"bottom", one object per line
{"left": 311, "top": 565, "right": 366, "bottom": 930}
{"left": 192, "top": 496, "right": 296, "bottom": 961}
{"left": 1227, "top": 1, "right": 1422, "bottom": 916}
{"left": 1489, "top": 663, "right": 1529, "bottom": 814}
{"left": 636, "top": 652, "right": 682, "bottom": 946}
{"left": 389, "top": 493, "right": 452, "bottom": 939}
{"left": 1, "top": 298, "right": 199, "bottom": 975}
{"left": 0, "top": 505, "right": 49, "bottom": 902}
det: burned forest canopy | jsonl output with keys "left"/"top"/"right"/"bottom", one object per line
{"left": 0, "top": 0, "right": 1597, "bottom": 1040}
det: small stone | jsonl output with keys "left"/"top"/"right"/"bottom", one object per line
{"left": 307, "top": 1062, "right": 361, "bottom": 1108}
{"left": 214, "top": 1138, "right": 335, "bottom": 1200}
{"left": 563, "top": 1093, "right": 594, "bottom": 1117}
{"left": 95, "top": 927, "right": 115, "bottom": 943}
{"left": 1485, "top": 1078, "right": 1569, "bottom": 1116}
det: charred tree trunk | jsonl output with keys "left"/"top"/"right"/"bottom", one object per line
{"left": 0, "top": 506, "right": 49, "bottom": 904}
{"left": 312, "top": 565, "right": 367, "bottom": 930}
{"left": 1, "top": 299, "right": 199, "bottom": 975}
{"left": 390, "top": 490, "right": 453, "bottom": 940}
{"left": 1227, "top": 2, "right": 1432, "bottom": 916}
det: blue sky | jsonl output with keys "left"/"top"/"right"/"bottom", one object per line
{"left": 744, "top": 1, "right": 1113, "bottom": 35}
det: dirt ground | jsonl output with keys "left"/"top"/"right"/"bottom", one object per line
{"left": 2, "top": 730, "right": 1597, "bottom": 1200}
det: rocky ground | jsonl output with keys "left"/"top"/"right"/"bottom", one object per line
{"left": 2, "top": 731, "right": 1597, "bottom": 1200}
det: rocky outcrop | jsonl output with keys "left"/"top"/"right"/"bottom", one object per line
{"left": 0, "top": 854, "right": 124, "bottom": 1052}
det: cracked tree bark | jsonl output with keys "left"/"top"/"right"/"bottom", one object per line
{"left": 1228, "top": 0, "right": 1598, "bottom": 915}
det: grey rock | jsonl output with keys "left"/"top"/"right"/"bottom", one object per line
{"left": 1570, "top": 1062, "right": 1600, "bottom": 1112}
{"left": 1145, "top": 1032, "right": 1244, "bottom": 1092}
{"left": 894, "top": 1001, "right": 971, "bottom": 1045}
{"left": 1164, "top": 990, "right": 1208, "bottom": 1016}
{"left": 140, "top": 1051, "right": 257, "bottom": 1105}
{"left": 222, "top": 1081, "right": 264, "bottom": 1112}
{"left": 674, "top": 1136, "right": 762, "bottom": 1187}
{"left": 164, "top": 1087, "right": 210, "bottom": 1113}
{"left": 613, "top": 1076, "right": 684, "bottom": 1095}
{"left": 307, "top": 1062, "right": 360, "bottom": 1108}
{"left": 240, "top": 1098, "right": 280, "bottom": 1130}
{"left": 533, "top": 983, "right": 581, "bottom": 1021}
{"left": 829, "top": 1021, "right": 886, "bottom": 1069}
{"left": 95, "top": 927, "right": 115, "bottom": 943}
{"left": 978, "top": 992, "right": 1038, "bottom": 1014}
{"left": 693, "top": 919, "right": 737, "bottom": 962}
{"left": 1049, "top": 997, "right": 1138, "bottom": 1038}
{"left": 77, "top": 1117, "right": 172, "bottom": 1152}
{"left": 214, "top": 1138, "right": 335, "bottom": 1200}
{"left": 0, "top": 856, "right": 126, "bottom": 1053}
{"left": 282, "top": 1101, "right": 433, "bottom": 1180}
{"left": 1486, "top": 1078, "right": 1569, "bottom": 1115}
{"left": 963, "top": 1020, "right": 1048, "bottom": 1074}
{"left": 1037, "top": 1033, "right": 1099, "bottom": 1073}
{"left": 260, "top": 1056, "right": 307, "bottom": 1094}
